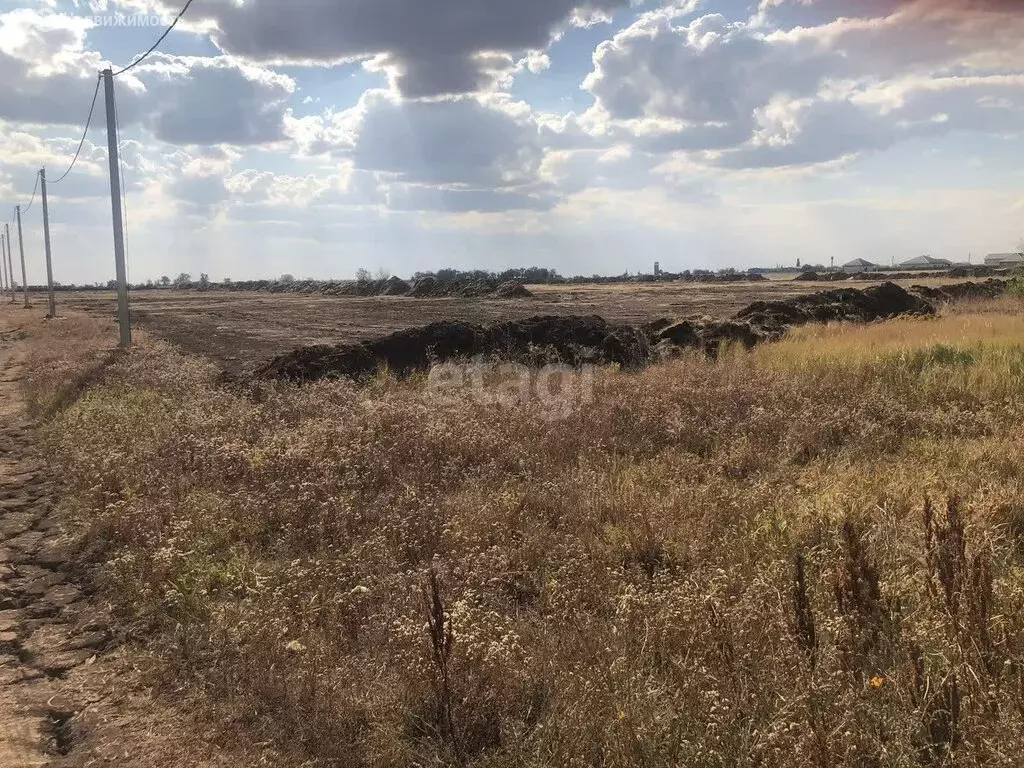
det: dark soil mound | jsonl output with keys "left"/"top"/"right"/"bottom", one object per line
{"left": 458, "top": 279, "right": 497, "bottom": 298}
{"left": 910, "top": 279, "right": 1007, "bottom": 304}
{"left": 408, "top": 277, "right": 441, "bottom": 298}
{"left": 736, "top": 282, "right": 934, "bottom": 334}
{"left": 256, "top": 280, "right": 1010, "bottom": 383}
{"left": 641, "top": 318, "right": 675, "bottom": 337}
{"left": 946, "top": 266, "right": 995, "bottom": 279}
{"left": 257, "top": 315, "right": 651, "bottom": 382}
{"left": 380, "top": 276, "right": 412, "bottom": 296}
{"left": 793, "top": 271, "right": 849, "bottom": 282}
{"left": 494, "top": 280, "right": 533, "bottom": 298}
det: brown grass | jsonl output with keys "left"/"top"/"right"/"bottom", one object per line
{"left": 18, "top": 312, "right": 122, "bottom": 419}
{"left": 32, "top": 298, "right": 1024, "bottom": 766}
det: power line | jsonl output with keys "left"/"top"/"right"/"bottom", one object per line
{"left": 112, "top": 0, "right": 197, "bottom": 77}
{"left": 21, "top": 172, "right": 40, "bottom": 214}
{"left": 50, "top": 74, "right": 102, "bottom": 185}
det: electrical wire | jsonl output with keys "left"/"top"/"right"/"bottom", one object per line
{"left": 112, "top": 0, "right": 197, "bottom": 77}
{"left": 21, "top": 171, "right": 40, "bottom": 214}
{"left": 50, "top": 74, "right": 102, "bottom": 185}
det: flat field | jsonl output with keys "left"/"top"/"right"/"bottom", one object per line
{"left": 21, "top": 291, "right": 1024, "bottom": 767}
{"left": 3, "top": 280, "right": 1024, "bottom": 767}
{"left": 62, "top": 273, "right": 980, "bottom": 370}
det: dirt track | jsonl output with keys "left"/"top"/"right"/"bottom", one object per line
{"left": 0, "top": 308, "right": 252, "bottom": 767}
{"left": 0, "top": 317, "right": 104, "bottom": 765}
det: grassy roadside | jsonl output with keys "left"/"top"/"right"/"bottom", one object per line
{"left": 32, "top": 298, "right": 1024, "bottom": 767}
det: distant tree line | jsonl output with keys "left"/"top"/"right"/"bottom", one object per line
{"left": 27, "top": 265, "right": 775, "bottom": 293}
{"left": 411, "top": 267, "right": 565, "bottom": 284}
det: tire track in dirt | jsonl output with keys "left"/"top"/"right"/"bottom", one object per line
{"left": 0, "top": 320, "right": 110, "bottom": 767}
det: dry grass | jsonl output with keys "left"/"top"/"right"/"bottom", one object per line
{"left": 18, "top": 312, "right": 123, "bottom": 419}
{"left": 33, "top": 297, "right": 1024, "bottom": 767}
{"left": 757, "top": 298, "right": 1024, "bottom": 402}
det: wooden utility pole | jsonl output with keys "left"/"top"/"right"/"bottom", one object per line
{"left": 102, "top": 68, "right": 131, "bottom": 348}
{"left": 15, "top": 206, "right": 28, "bottom": 307}
{"left": 40, "top": 169, "right": 56, "bottom": 317}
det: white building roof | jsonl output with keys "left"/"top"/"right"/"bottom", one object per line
{"left": 899, "top": 255, "right": 952, "bottom": 267}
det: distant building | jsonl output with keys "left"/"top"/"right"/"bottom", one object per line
{"left": 842, "top": 258, "right": 879, "bottom": 273}
{"left": 984, "top": 252, "right": 1023, "bottom": 268}
{"left": 897, "top": 255, "right": 953, "bottom": 270}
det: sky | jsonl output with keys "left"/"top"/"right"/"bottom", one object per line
{"left": 1, "top": 0, "right": 1023, "bottom": 284}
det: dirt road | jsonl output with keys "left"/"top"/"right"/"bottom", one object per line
{"left": 0, "top": 307, "right": 271, "bottom": 767}
{"left": 0, "top": 315, "right": 108, "bottom": 765}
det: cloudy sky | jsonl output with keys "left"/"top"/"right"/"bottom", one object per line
{"left": 1, "top": 0, "right": 1022, "bottom": 284}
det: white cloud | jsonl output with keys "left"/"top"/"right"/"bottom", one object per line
{"left": 0, "top": 10, "right": 295, "bottom": 146}
{"left": 579, "top": 2, "right": 1024, "bottom": 169}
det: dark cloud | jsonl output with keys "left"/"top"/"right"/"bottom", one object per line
{"left": 148, "top": 0, "right": 629, "bottom": 96}
{"left": 137, "top": 56, "right": 294, "bottom": 145}
{"left": 385, "top": 184, "right": 556, "bottom": 212}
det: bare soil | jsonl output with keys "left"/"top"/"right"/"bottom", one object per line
{"left": 0, "top": 306, "right": 261, "bottom": 767}
{"left": 61, "top": 275, "right": 982, "bottom": 373}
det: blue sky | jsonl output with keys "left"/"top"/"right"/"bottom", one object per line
{"left": 0, "top": 0, "right": 1022, "bottom": 284}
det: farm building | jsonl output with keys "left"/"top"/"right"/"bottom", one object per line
{"left": 984, "top": 253, "right": 1023, "bottom": 268}
{"left": 897, "top": 255, "right": 952, "bottom": 269}
{"left": 842, "top": 258, "right": 878, "bottom": 272}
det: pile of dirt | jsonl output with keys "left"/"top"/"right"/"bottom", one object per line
{"left": 380, "top": 276, "right": 412, "bottom": 296}
{"left": 679, "top": 272, "right": 768, "bottom": 283}
{"left": 736, "top": 282, "right": 935, "bottom": 334}
{"left": 910, "top": 278, "right": 1008, "bottom": 304}
{"left": 256, "top": 280, "right": 1011, "bottom": 382}
{"left": 257, "top": 315, "right": 651, "bottom": 381}
{"left": 493, "top": 280, "right": 533, "bottom": 298}
{"left": 794, "top": 271, "right": 852, "bottom": 282}
{"left": 178, "top": 276, "right": 533, "bottom": 300}
{"left": 796, "top": 268, "right": 1007, "bottom": 283}
{"left": 457, "top": 279, "right": 497, "bottom": 298}
{"left": 408, "top": 276, "right": 442, "bottom": 298}
{"left": 946, "top": 266, "right": 996, "bottom": 279}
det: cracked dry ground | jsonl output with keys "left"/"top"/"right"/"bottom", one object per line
{"left": 0, "top": 318, "right": 110, "bottom": 766}
{"left": 0, "top": 311, "right": 248, "bottom": 768}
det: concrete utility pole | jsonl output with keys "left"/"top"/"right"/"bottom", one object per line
{"left": 2, "top": 232, "right": 12, "bottom": 300}
{"left": 4, "top": 224, "right": 14, "bottom": 300}
{"left": 0, "top": 234, "right": 7, "bottom": 294}
{"left": 15, "top": 206, "right": 28, "bottom": 307}
{"left": 39, "top": 169, "right": 56, "bottom": 317}
{"left": 102, "top": 68, "right": 131, "bottom": 349}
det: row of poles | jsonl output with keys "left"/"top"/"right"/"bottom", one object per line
{"left": 0, "top": 204, "right": 36, "bottom": 311}
{"left": 6, "top": 69, "right": 131, "bottom": 348}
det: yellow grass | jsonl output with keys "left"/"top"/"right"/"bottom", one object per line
{"left": 29, "top": 297, "right": 1024, "bottom": 767}
{"left": 758, "top": 299, "right": 1024, "bottom": 401}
